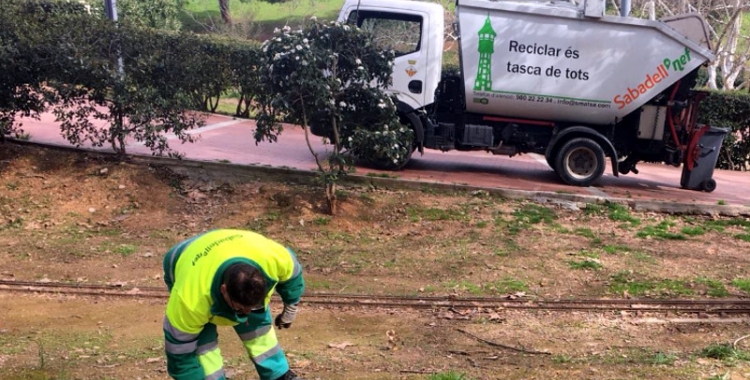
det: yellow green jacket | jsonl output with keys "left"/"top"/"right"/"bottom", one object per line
{"left": 162, "top": 229, "right": 304, "bottom": 379}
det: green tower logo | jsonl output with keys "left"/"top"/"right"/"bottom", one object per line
{"left": 474, "top": 15, "right": 496, "bottom": 91}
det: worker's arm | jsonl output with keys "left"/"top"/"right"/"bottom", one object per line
{"left": 274, "top": 248, "right": 305, "bottom": 328}
{"left": 163, "top": 294, "right": 207, "bottom": 380}
{"left": 275, "top": 247, "right": 305, "bottom": 305}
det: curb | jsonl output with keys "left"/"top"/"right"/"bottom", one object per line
{"left": 9, "top": 140, "right": 750, "bottom": 217}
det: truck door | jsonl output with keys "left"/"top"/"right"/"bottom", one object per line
{"left": 345, "top": 10, "right": 429, "bottom": 110}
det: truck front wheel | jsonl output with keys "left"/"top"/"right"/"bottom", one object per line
{"left": 554, "top": 137, "right": 606, "bottom": 187}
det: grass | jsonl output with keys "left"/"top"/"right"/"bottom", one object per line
{"left": 181, "top": 0, "right": 345, "bottom": 35}
{"left": 488, "top": 277, "right": 528, "bottom": 293}
{"left": 573, "top": 227, "right": 596, "bottom": 239}
{"left": 732, "top": 277, "right": 750, "bottom": 293}
{"left": 696, "top": 277, "right": 730, "bottom": 297}
{"left": 605, "top": 202, "right": 641, "bottom": 226}
{"left": 636, "top": 220, "right": 686, "bottom": 240}
{"left": 699, "top": 343, "right": 750, "bottom": 363}
{"left": 512, "top": 203, "right": 557, "bottom": 224}
{"left": 407, "top": 206, "right": 468, "bottom": 222}
{"left": 681, "top": 226, "right": 706, "bottom": 236}
{"left": 568, "top": 259, "right": 602, "bottom": 270}
{"left": 115, "top": 244, "right": 138, "bottom": 257}
{"left": 430, "top": 371, "right": 474, "bottom": 380}
{"left": 602, "top": 244, "right": 632, "bottom": 254}
{"left": 609, "top": 272, "right": 693, "bottom": 296}
{"left": 650, "top": 351, "right": 677, "bottom": 365}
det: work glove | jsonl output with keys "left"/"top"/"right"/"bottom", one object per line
{"left": 274, "top": 303, "right": 299, "bottom": 329}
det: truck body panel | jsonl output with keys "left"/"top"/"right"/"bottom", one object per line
{"left": 458, "top": 0, "right": 714, "bottom": 124}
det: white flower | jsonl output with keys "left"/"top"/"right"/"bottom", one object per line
{"left": 295, "top": 56, "right": 299, "bottom": 60}
{"left": 303, "top": 38, "right": 309, "bottom": 44}
{"left": 296, "top": 45, "right": 302, "bottom": 50}
{"left": 355, "top": 58, "right": 362, "bottom": 65}
{"left": 339, "top": 101, "right": 347, "bottom": 107}
{"left": 301, "top": 61, "right": 308, "bottom": 66}
{"left": 330, "top": 99, "right": 335, "bottom": 105}
{"left": 310, "top": 16, "right": 317, "bottom": 21}
{"left": 348, "top": 136, "right": 352, "bottom": 142}
{"left": 357, "top": 66, "right": 364, "bottom": 70}
{"left": 393, "top": 144, "right": 399, "bottom": 149}
{"left": 343, "top": 25, "right": 350, "bottom": 31}
{"left": 273, "top": 53, "right": 281, "bottom": 61}
{"left": 393, "top": 159, "right": 398, "bottom": 164}
{"left": 378, "top": 102, "right": 386, "bottom": 109}
{"left": 283, "top": 25, "right": 291, "bottom": 33}
{"left": 274, "top": 27, "right": 281, "bottom": 33}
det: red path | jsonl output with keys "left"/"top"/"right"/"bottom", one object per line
{"left": 14, "top": 112, "right": 750, "bottom": 210}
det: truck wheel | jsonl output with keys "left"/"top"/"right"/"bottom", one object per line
{"left": 544, "top": 151, "right": 555, "bottom": 170}
{"left": 554, "top": 137, "right": 606, "bottom": 187}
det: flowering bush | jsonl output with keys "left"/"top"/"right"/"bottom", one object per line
{"left": 256, "top": 20, "right": 413, "bottom": 213}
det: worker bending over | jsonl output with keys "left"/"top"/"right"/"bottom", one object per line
{"left": 162, "top": 229, "right": 305, "bottom": 380}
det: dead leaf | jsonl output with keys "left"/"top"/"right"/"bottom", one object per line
{"left": 145, "top": 357, "right": 162, "bottom": 364}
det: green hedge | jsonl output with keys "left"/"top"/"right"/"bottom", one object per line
{"left": 2, "top": 0, "right": 262, "bottom": 151}
{"left": 697, "top": 91, "right": 750, "bottom": 171}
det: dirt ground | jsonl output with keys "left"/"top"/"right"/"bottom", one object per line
{"left": 1, "top": 143, "right": 749, "bottom": 380}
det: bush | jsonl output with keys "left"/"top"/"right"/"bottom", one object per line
{"left": 698, "top": 91, "right": 750, "bottom": 171}
{"left": 4, "top": 0, "right": 267, "bottom": 156}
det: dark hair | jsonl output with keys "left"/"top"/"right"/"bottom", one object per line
{"left": 223, "top": 263, "right": 266, "bottom": 308}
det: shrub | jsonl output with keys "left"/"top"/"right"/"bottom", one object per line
{"left": 698, "top": 91, "right": 750, "bottom": 171}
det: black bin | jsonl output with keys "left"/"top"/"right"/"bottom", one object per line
{"left": 680, "top": 126, "right": 729, "bottom": 192}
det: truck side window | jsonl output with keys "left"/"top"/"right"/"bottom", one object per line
{"left": 347, "top": 10, "right": 422, "bottom": 57}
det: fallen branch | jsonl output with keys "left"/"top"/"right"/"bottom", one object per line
{"left": 456, "top": 328, "right": 551, "bottom": 355}
{"left": 399, "top": 369, "right": 435, "bottom": 374}
{"left": 733, "top": 334, "right": 750, "bottom": 349}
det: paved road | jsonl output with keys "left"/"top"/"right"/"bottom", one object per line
{"left": 14, "top": 112, "right": 750, "bottom": 211}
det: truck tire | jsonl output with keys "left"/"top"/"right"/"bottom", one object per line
{"left": 554, "top": 137, "right": 606, "bottom": 187}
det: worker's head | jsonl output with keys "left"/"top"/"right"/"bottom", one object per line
{"left": 220, "top": 263, "right": 267, "bottom": 317}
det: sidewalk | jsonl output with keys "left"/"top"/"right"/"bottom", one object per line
{"left": 13, "top": 112, "right": 750, "bottom": 213}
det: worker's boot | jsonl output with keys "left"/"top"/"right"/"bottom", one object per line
{"left": 275, "top": 370, "right": 305, "bottom": 380}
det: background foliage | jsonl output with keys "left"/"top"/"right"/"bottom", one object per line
{"left": 697, "top": 91, "right": 750, "bottom": 171}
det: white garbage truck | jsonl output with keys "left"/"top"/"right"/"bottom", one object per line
{"left": 325, "top": 0, "right": 721, "bottom": 189}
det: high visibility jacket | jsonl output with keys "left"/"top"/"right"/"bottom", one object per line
{"left": 162, "top": 229, "right": 304, "bottom": 380}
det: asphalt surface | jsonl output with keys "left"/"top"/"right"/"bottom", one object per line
{"left": 13, "top": 112, "right": 750, "bottom": 216}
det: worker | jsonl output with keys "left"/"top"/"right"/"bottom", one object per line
{"left": 161, "top": 229, "right": 305, "bottom": 380}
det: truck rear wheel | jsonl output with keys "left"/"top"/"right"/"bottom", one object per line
{"left": 554, "top": 137, "right": 606, "bottom": 187}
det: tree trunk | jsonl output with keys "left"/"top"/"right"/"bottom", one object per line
{"left": 219, "top": 0, "right": 231, "bottom": 24}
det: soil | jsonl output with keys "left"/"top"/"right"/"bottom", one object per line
{"left": 1, "top": 143, "right": 749, "bottom": 380}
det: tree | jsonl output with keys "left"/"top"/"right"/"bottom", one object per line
{"left": 118, "top": 0, "right": 183, "bottom": 31}
{"left": 255, "top": 21, "right": 412, "bottom": 214}
{"left": 0, "top": 0, "right": 88, "bottom": 140}
{"left": 626, "top": 0, "right": 750, "bottom": 90}
{"left": 220, "top": 0, "right": 231, "bottom": 24}
{"left": 42, "top": 14, "right": 206, "bottom": 158}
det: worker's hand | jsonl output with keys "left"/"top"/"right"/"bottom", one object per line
{"left": 275, "top": 303, "right": 299, "bottom": 329}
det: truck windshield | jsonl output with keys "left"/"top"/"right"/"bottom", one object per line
{"left": 347, "top": 10, "right": 422, "bottom": 57}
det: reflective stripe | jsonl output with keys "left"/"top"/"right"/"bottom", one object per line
{"left": 196, "top": 341, "right": 219, "bottom": 356}
{"left": 163, "top": 316, "right": 199, "bottom": 342}
{"left": 284, "top": 247, "right": 302, "bottom": 281}
{"left": 252, "top": 344, "right": 282, "bottom": 364}
{"left": 238, "top": 325, "right": 272, "bottom": 342}
{"left": 205, "top": 369, "right": 225, "bottom": 380}
{"left": 165, "top": 340, "right": 197, "bottom": 355}
{"left": 167, "top": 238, "right": 194, "bottom": 284}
